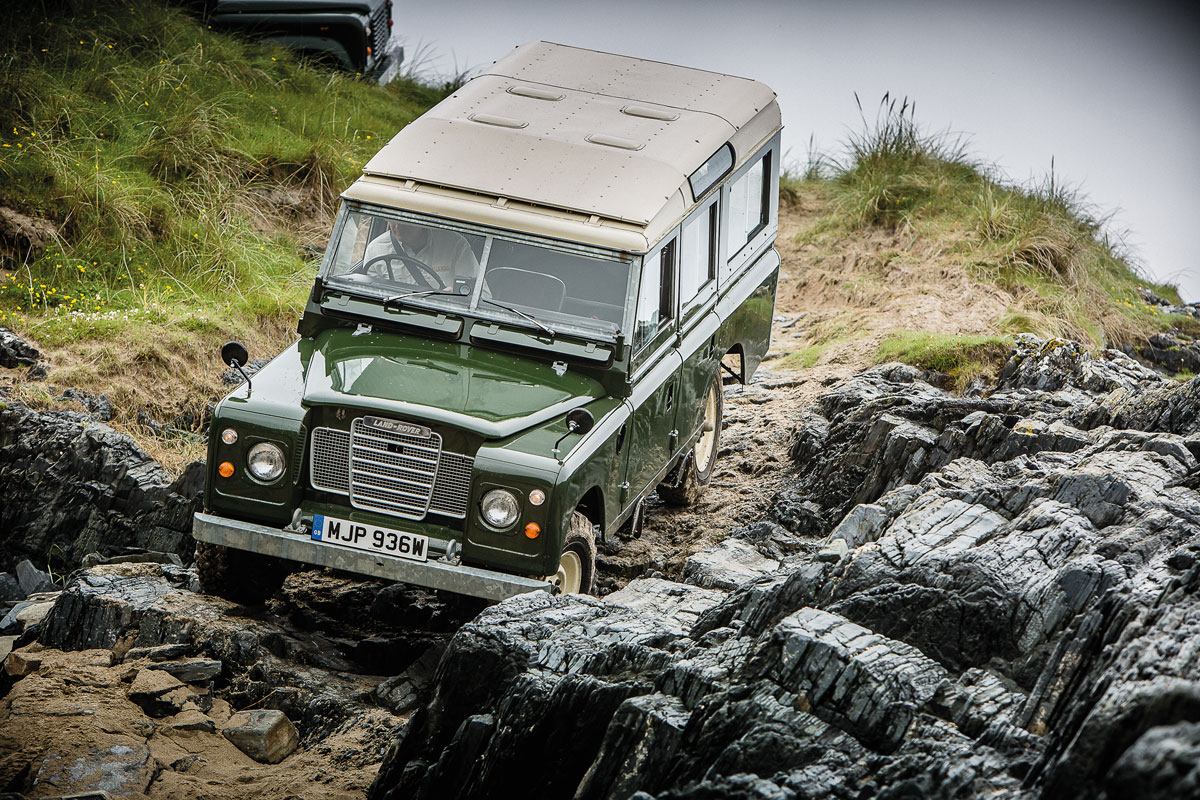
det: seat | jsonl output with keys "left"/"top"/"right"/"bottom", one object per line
{"left": 485, "top": 267, "right": 567, "bottom": 312}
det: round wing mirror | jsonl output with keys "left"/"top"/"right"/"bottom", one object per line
{"left": 566, "top": 407, "right": 594, "bottom": 435}
{"left": 221, "top": 341, "right": 249, "bottom": 368}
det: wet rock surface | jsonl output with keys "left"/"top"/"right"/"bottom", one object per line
{"left": 368, "top": 336, "right": 1199, "bottom": 800}
{"left": 0, "top": 400, "right": 204, "bottom": 571}
{"left": 3, "top": 334, "right": 1199, "bottom": 799}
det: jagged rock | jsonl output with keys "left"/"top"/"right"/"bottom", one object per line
{"left": 684, "top": 540, "right": 779, "bottom": 590}
{"left": 15, "top": 560, "right": 56, "bottom": 595}
{"left": 1070, "top": 375, "right": 1200, "bottom": 437}
{"left": 0, "top": 572, "right": 21, "bottom": 602}
{"left": 373, "top": 643, "right": 444, "bottom": 715}
{"left": 124, "top": 643, "right": 192, "bottom": 662}
{"left": 0, "top": 327, "right": 40, "bottom": 368}
{"left": 221, "top": 357, "right": 270, "bottom": 386}
{"left": 998, "top": 334, "right": 1163, "bottom": 394}
{"left": 127, "top": 667, "right": 210, "bottom": 717}
{"left": 58, "top": 388, "right": 114, "bottom": 421}
{"left": 1139, "top": 332, "right": 1200, "bottom": 374}
{"left": 222, "top": 709, "right": 299, "bottom": 763}
{"left": 37, "top": 563, "right": 408, "bottom": 740}
{"left": 0, "top": 401, "right": 204, "bottom": 570}
{"left": 147, "top": 657, "right": 222, "bottom": 682}
{"left": 368, "top": 336, "right": 1200, "bottom": 800}
{"left": 1101, "top": 720, "right": 1200, "bottom": 800}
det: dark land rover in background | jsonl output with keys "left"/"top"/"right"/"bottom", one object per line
{"left": 204, "top": 0, "right": 398, "bottom": 75}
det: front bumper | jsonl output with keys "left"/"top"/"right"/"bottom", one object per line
{"left": 193, "top": 512, "right": 552, "bottom": 602}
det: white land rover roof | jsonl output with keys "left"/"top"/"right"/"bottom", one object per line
{"left": 343, "top": 41, "right": 781, "bottom": 252}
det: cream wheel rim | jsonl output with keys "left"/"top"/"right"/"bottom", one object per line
{"left": 549, "top": 549, "right": 583, "bottom": 594}
{"left": 694, "top": 382, "right": 719, "bottom": 471}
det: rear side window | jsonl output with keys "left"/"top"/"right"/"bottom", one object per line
{"left": 679, "top": 203, "right": 716, "bottom": 305}
{"left": 725, "top": 154, "right": 768, "bottom": 263}
{"left": 634, "top": 239, "right": 676, "bottom": 351}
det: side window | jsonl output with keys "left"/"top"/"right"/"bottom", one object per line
{"left": 634, "top": 239, "right": 676, "bottom": 351}
{"left": 723, "top": 153, "right": 768, "bottom": 280}
{"left": 680, "top": 203, "right": 716, "bottom": 306}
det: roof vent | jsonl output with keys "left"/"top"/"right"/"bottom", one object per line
{"left": 621, "top": 104, "right": 679, "bottom": 122}
{"left": 586, "top": 133, "right": 644, "bottom": 151}
{"left": 469, "top": 113, "right": 528, "bottom": 129}
{"left": 507, "top": 85, "right": 564, "bottom": 101}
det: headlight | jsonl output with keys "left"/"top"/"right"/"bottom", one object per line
{"left": 247, "top": 442, "right": 286, "bottom": 482}
{"left": 481, "top": 489, "right": 519, "bottom": 529}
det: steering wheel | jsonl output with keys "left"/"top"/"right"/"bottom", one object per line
{"left": 361, "top": 253, "right": 447, "bottom": 290}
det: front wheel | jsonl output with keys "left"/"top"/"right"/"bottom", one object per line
{"left": 546, "top": 512, "right": 597, "bottom": 595}
{"left": 195, "top": 541, "right": 290, "bottom": 604}
{"left": 658, "top": 372, "right": 723, "bottom": 506}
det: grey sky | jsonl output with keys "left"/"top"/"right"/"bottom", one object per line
{"left": 395, "top": 0, "right": 1199, "bottom": 301}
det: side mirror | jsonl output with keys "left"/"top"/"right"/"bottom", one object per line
{"left": 221, "top": 341, "right": 249, "bottom": 368}
{"left": 565, "top": 407, "right": 594, "bottom": 435}
{"left": 221, "top": 341, "right": 253, "bottom": 393}
{"left": 553, "top": 407, "right": 595, "bottom": 458}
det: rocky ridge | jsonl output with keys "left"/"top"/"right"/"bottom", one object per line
{"left": 369, "top": 336, "right": 1200, "bottom": 800}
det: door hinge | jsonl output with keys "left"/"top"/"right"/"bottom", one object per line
{"left": 618, "top": 482, "right": 630, "bottom": 503}
{"left": 669, "top": 429, "right": 679, "bottom": 449}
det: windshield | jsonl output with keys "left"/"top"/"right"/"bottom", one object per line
{"left": 322, "top": 208, "right": 633, "bottom": 340}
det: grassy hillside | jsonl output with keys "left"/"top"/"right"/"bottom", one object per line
{"left": 1, "top": 17, "right": 1193, "bottom": 465}
{"left": 0, "top": 0, "right": 445, "bottom": 459}
{"left": 774, "top": 96, "right": 1195, "bottom": 387}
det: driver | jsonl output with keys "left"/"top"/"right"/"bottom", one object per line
{"left": 363, "top": 219, "right": 480, "bottom": 288}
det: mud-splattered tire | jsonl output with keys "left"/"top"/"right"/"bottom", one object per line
{"left": 658, "top": 372, "right": 723, "bottom": 506}
{"left": 548, "top": 512, "right": 597, "bottom": 595}
{"left": 194, "top": 540, "right": 289, "bottom": 604}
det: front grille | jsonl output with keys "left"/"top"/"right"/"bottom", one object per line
{"left": 369, "top": 2, "right": 389, "bottom": 58}
{"left": 429, "top": 452, "right": 473, "bottom": 517}
{"left": 311, "top": 427, "right": 350, "bottom": 494}
{"left": 308, "top": 421, "right": 474, "bottom": 520}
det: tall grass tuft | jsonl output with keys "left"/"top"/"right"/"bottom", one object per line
{"left": 795, "top": 93, "right": 1187, "bottom": 348}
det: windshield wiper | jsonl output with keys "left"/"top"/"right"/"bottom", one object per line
{"left": 382, "top": 288, "right": 465, "bottom": 310}
{"left": 477, "top": 297, "right": 557, "bottom": 337}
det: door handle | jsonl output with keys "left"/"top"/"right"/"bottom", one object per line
{"left": 666, "top": 384, "right": 674, "bottom": 411}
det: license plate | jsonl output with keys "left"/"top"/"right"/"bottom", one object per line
{"left": 311, "top": 514, "right": 429, "bottom": 562}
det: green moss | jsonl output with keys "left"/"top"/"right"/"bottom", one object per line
{"left": 875, "top": 331, "right": 1013, "bottom": 391}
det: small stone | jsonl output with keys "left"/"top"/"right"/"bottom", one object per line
{"left": 222, "top": 709, "right": 300, "bottom": 764}
{"left": 0, "top": 325, "right": 41, "bottom": 367}
{"left": 169, "top": 709, "right": 217, "bottom": 733}
{"left": 3, "top": 650, "right": 42, "bottom": 677}
{"left": 816, "top": 537, "right": 849, "bottom": 563}
{"left": 128, "top": 668, "right": 189, "bottom": 717}
{"left": 14, "top": 599, "right": 56, "bottom": 631}
{"left": 15, "top": 559, "right": 57, "bottom": 595}
{"left": 147, "top": 658, "right": 222, "bottom": 682}
{"left": 124, "top": 643, "right": 193, "bottom": 662}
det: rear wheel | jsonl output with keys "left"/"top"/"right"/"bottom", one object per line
{"left": 658, "top": 372, "right": 723, "bottom": 506}
{"left": 195, "top": 541, "right": 290, "bottom": 604}
{"left": 546, "top": 512, "right": 597, "bottom": 595}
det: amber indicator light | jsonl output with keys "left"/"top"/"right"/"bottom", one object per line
{"left": 218, "top": 461, "right": 235, "bottom": 478}
{"left": 524, "top": 523, "right": 541, "bottom": 539}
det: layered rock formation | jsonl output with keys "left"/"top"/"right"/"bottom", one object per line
{"left": 370, "top": 337, "right": 1200, "bottom": 800}
{"left": 0, "top": 401, "right": 203, "bottom": 571}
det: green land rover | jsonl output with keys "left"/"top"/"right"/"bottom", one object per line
{"left": 192, "top": 41, "right": 782, "bottom": 601}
